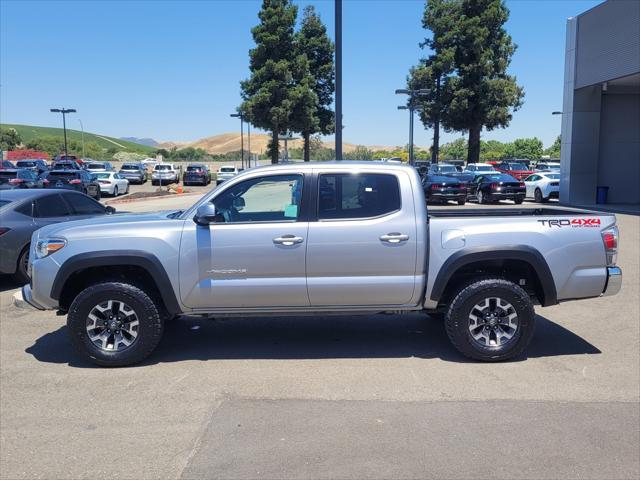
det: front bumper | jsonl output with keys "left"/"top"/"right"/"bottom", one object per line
{"left": 602, "top": 266, "right": 622, "bottom": 297}
{"left": 19, "top": 284, "right": 46, "bottom": 310}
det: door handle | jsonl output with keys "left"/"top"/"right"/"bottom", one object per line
{"left": 380, "top": 233, "right": 409, "bottom": 243}
{"left": 273, "top": 235, "right": 304, "bottom": 246}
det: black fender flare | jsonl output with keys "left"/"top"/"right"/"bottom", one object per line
{"left": 430, "top": 245, "right": 557, "bottom": 306}
{"left": 50, "top": 250, "right": 181, "bottom": 315}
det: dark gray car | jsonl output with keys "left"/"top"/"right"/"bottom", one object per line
{"left": 118, "top": 163, "right": 148, "bottom": 184}
{"left": 0, "top": 190, "right": 114, "bottom": 283}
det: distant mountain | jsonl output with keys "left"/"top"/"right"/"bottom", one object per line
{"left": 119, "top": 137, "right": 159, "bottom": 147}
{"left": 158, "top": 132, "right": 406, "bottom": 155}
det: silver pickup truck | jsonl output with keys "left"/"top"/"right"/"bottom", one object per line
{"left": 21, "top": 162, "right": 622, "bottom": 366}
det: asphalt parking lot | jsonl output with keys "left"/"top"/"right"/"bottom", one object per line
{"left": 0, "top": 196, "right": 638, "bottom": 479}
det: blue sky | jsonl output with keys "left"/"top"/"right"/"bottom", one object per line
{"left": 1, "top": 0, "right": 601, "bottom": 149}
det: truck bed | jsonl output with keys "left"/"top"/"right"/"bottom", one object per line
{"left": 428, "top": 207, "right": 596, "bottom": 218}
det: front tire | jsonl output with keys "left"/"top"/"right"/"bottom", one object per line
{"left": 444, "top": 277, "right": 535, "bottom": 361}
{"left": 477, "top": 190, "right": 485, "bottom": 204}
{"left": 67, "top": 282, "right": 165, "bottom": 367}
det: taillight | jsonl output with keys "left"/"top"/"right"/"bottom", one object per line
{"left": 43, "top": 178, "right": 49, "bottom": 185}
{"left": 490, "top": 183, "right": 499, "bottom": 189}
{"left": 69, "top": 179, "right": 82, "bottom": 184}
{"left": 431, "top": 184, "right": 442, "bottom": 190}
{"left": 601, "top": 226, "right": 619, "bottom": 266}
{"left": 519, "top": 182, "right": 525, "bottom": 188}
{"left": 8, "top": 178, "right": 24, "bottom": 185}
{"left": 98, "top": 180, "right": 110, "bottom": 185}
{"left": 0, "top": 227, "right": 10, "bottom": 236}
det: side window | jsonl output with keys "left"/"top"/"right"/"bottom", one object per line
{"left": 34, "top": 194, "right": 71, "bottom": 218}
{"left": 213, "top": 174, "right": 303, "bottom": 223}
{"left": 63, "top": 193, "right": 105, "bottom": 215}
{"left": 318, "top": 173, "right": 400, "bottom": 220}
{"left": 14, "top": 201, "right": 34, "bottom": 217}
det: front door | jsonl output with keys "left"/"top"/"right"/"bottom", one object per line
{"left": 179, "top": 173, "right": 309, "bottom": 309}
{"left": 306, "top": 171, "right": 418, "bottom": 306}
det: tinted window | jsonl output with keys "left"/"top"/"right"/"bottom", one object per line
{"left": 17, "top": 161, "right": 36, "bottom": 167}
{"left": 155, "top": 165, "right": 172, "bottom": 171}
{"left": 34, "top": 194, "right": 71, "bottom": 218}
{"left": 0, "top": 200, "right": 13, "bottom": 208}
{"left": 509, "top": 163, "right": 527, "bottom": 170}
{"left": 87, "top": 163, "right": 105, "bottom": 169}
{"left": 213, "top": 174, "right": 303, "bottom": 223}
{"left": 121, "top": 164, "right": 139, "bottom": 170}
{"left": 220, "top": 167, "right": 235, "bottom": 172}
{"left": 13, "top": 201, "right": 32, "bottom": 216}
{"left": 64, "top": 193, "right": 105, "bottom": 215}
{"left": 95, "top": 173, "right": 111, "bottom": 179}
{"left": 318, "top": 173, "right": 400, "bottom": 220}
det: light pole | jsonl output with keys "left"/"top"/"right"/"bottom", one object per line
{"left": 50, "top": 108, "right": 76, "bottom": 158}
{"left": 335, "top": 0, "right": 342, "bottom": 160}
{"left": 78, "top": 119, "right": 85, "bottom": 158}
{"left": 395, "top": 89, "right": 429, "bottom": 165}
{"left": 230, "top": 112, "right": 244, "bottom": 169}
{"left": 247, "top": 122, "right": 251, "bottom": 168}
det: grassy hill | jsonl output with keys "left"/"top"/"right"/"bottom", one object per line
{"left": 2, "top": 124, "right": 156, "bottom": 154}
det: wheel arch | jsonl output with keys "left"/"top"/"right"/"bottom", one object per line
{"left": 430, "top": 245, "right": 557, "bottom": 307}
{"left": 51, "top": 250, "right": 181, "bottom": 315}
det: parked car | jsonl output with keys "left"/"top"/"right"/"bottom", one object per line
{"left": 51, "top": 160, "right": 82, "bottom": 170}
{"left": 413, "top": 161, "right": 430, "bottom": 177}
{"left": 15, "top": 159, "right": 49, "bottom": 175}
{"left": 20, "top": 162, "right": 622, "bottom": 367}
{"left": 183, "top": 164, "right": 211, "bottom": 186}
{"left": 467, "top": 173, "right": 526, "bottom": 204}
{"left": 428, "top": 163, "right": 459, "bottom": 175}
{"left": 151, "top": 163, "right": 179, "bottom": 185}
{"left": 118, "top": 163, "right": 147, "bottom": 184}
{"left": 216, "top": 165, "right": 239, "bottom": 185}
{"left": 1, "top": 160, "right": 15, "bottom": 169}
{"left": 0, "top": 189, "right": 114, "bottom": 283}
{"left": 0, "top": 169, "right": 44, "bottom": 189}
{"left": 94, "top": 172, "right": 130, "bottom": 197}
{"left": 524, "top": 172, "right": 560, "bottom": 203}
{"left": 495, "top": 161, "right": 535, "bottom": 180}
{"left": 463, "top": 163, "right": 497, "bottom": 174}
{"left": 422, "top": 174, "right": 467, "bottom": 205}
{"left": 42, "top": 170, "right": 101, "bottom": 200}
{"left": 535, "top": 161, "right": 560, "bottom": 171}
{"left": 85, "top": 161, "right": 115, "bottom": 173}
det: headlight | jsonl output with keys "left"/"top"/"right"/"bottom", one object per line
{"left": 35, "top": 239, "right": 66, "bottom": 259}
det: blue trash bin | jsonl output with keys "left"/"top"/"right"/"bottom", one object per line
{"left": 596, "top": 186, "right": 609, "bottom": 204}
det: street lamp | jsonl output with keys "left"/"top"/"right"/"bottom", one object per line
{"left": 230, "top": 112, "right": 244, "bottom": 169}
{"left": 395, "top": 89, "right": 429, "bottom": 165}
{"left": 50, "top": 108, "right": 76, "bottom": 158}
{"left": 78, "top": 119, "right": 85, "bottom": 158}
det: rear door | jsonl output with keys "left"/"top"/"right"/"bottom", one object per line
{"left": 306, "top": 170, "right": 418, "bottom": 306}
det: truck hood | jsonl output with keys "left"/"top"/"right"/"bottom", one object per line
{"left": 36, "top": 211, "right": 182, "bottom": 239}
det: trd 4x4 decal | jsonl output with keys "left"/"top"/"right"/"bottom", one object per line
{"left": 538, "top": 218, "right": 601, "bottom": 228}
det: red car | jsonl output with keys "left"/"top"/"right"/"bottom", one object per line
{"left": 495, "top": 161, "right": 535, "bottom": 180}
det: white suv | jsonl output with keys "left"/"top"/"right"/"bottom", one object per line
{"left": 216, "top": 165, "right": 238, "bottom": 185}
{"left": 151, "top": 163, "right": 179, "bottom": 185}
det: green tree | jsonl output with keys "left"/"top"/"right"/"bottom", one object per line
{"left": 409, "top": 0, "right": 457, "bottom": 163}
{"left": 294, "top": 5, "right": 335, "bottom": 162}
{"left": 480, "top": 139, "right": 507, "bottom": 161}
{"left": 25, "top": 136, "right": 64, "bottom": 158}
{"left": 0, "top": 127, "right": 22, "bottom": 151}
{"left": 440, "top": 137, "right": 467, "bottom": 160}
{"left": 241, "top": 0, "right": 300, "bottom": 164}
{"left": 504, "top": 137, "right": 543, "bottom": 160}
{"left": 445, "top": 0, "right": 524, "bottom": 163}
{"left": 545, "top": 135, "right": 561, "bottom": 158}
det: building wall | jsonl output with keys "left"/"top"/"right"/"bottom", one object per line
{"left": 575, "top": 0, "right": 640, "bottom": 88}
{"left": 597, "top": 92, "right": 640, "bottom": 204}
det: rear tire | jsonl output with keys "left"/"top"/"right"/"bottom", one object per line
{"left": 67, "top": 282, "right": 165, "bottom": 367}
{"left": 12, "top": 245, "right": 30, "bottom": 284}
{"left": 444, "top": 277, "right": 535, "bottom": 361}
{"left": 534, "top": 188, "right": 543, "bottom": 203}
{"left": 477, "top": 190, "right": 485, "bottom": 204}
{"left": 113, "top": 186, "right": 118, "bottom": 197}
{"left": 458, "top": 199, "right": 466, "bottom": 206}
{"left": 514, "top": 197, "right": 524, "bottom": 204}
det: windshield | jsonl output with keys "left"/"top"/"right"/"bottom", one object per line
{"left": 155, "top": 165, "right": 172, "bottom": 171}
{"left": 187, "top": 166, "right": 204, "bottom": 171}
{"left": 16, "top": 161, "right": 36, "bottom": 167}
{"left": 87, "top": 163, "right": 105, "bottom": 169}
{"left": 476, "top": 165, "right": 495, "bottom": 171}
{"left": 220, "top": 167, "right": 235, "bottom": 173}
{"left": 121, "top": 164, "right": 139, "bottom": 170}
{"left": 95, "top": 173, "right": 111, "bottom": 179}
{"left": 436, "top": 165, "right": 457, "bottom": 173}
{"left": 508, "top": 163, "right": 527, "bottom": 170}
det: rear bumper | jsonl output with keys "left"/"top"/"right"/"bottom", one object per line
{"left": 602, "top": 266, "right": 622, "bottom": 297}
{"left": 427, "top": 192, "right": 467, "bottom": 200}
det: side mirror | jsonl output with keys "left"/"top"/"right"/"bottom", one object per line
{"left": 194, "top": 203, "right": 220, "bottom": 226}
{"left": 105, "top": 206, "right": 116, "bottom": 214}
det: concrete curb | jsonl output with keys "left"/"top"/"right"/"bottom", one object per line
{"left": 12, "top": 290, "right": 31, "bottom": 310}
